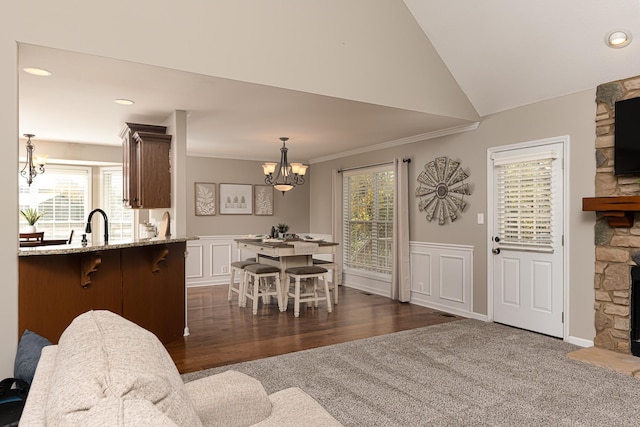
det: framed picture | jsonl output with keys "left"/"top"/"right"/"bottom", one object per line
{"left": 254, "top": 185, "right": 274, "bottom": 216}
{"left": 219, "top": 183, "right": 253, "bottom": 214}
{"left": 194, "top": 182, "right": 216, "bottom": 216}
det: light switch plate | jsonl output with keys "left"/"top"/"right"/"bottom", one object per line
{"left": 477, "top": 213, "right": 484, "bottom": 225}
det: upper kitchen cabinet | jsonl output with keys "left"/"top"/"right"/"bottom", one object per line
{"left": 120, "top": 123, "right": 173, "bottom": 209}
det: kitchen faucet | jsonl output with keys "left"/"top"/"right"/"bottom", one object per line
{"left": 85, "top": 208, "right": 109, "bottom": 243}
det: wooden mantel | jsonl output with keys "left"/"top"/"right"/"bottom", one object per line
{"left": 582, "top": 196, "right": 640, "bottom": 227}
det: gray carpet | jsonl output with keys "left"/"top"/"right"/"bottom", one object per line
{"left": 182, "top": 319, "right": 640, "bottom": 426}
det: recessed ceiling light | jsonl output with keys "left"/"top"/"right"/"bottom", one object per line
{"left": 114, "top": 99, "right": 135, "bottom": 105}
{"left": 22, "top": 67, "right": 52, "bottom": 77}
{"left": 605, "top": 29, "right": 632, "bottom": 48}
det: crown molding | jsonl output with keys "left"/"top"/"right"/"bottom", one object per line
{"left": 309, "top": 121, "right": 481, "bottom": 164}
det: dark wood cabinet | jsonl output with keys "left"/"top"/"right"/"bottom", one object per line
{"left": 18, "top": 241, "right": 186, "bottom": 344}
{"left": 121, "top": 244, "right": 186, "bottom": 344}
{"left": 120, "top": 123, "right": 172, "bottom": 209}
{"left": 19, "top": 251, "right": 122, "bottom": 342}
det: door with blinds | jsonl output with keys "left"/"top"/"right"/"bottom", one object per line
{"left": 490, "top": 140, "right": 564, "bottom": 338}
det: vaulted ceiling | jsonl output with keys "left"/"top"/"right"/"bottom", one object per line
{"left": 17, "top": 0, "right": 640, "bottom": 163}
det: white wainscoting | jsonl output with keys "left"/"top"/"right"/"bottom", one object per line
{"left": 188, "top": 237, "right": 476, "bottom": 321}
{"left": 186, "top": 234, "right": 336, "bottom": 288}
{"left": 186, "top": 235, "right": 256, "bottom": 287}
{"left": 409, "top": 241, "right": 475, "bottom": 318}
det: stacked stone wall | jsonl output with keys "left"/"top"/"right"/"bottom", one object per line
{"left": 594, "top": 76, "right": 640, "bottom": 353}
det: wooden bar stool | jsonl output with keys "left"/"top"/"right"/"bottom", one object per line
{"left": 228, "top": 260, "right": 258, "bottom": 306}
{"left": 243, "top": 263, "right": 284, "bottom": 315}
{"left": 285, "top": 266, "right": 332, "bottom": 317}
{"left": 312, "top": 258, "right": 340, "bottom": 304}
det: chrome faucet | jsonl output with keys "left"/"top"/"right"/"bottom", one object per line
{"left": 85, "top": 208, "right": 109, "bottom": 243}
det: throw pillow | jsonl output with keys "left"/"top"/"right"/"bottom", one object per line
{"left": 14, "top": 329, "right": 52, "bottom": 385}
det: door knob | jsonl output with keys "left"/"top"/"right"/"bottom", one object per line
{"left": 494, "top": 236, "right": 500, "bottom": 242}
{"left": 492, "top": 248, "right": 501, "bottom": 255}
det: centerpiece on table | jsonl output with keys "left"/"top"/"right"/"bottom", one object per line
{"left": 276, "top": 223, "right": 289, "bottom": 239}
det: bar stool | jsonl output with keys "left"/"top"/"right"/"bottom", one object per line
{"left": 243, "top": 263, "right": 284, "bottom": 315}
{"left": 312, "top": 258, "right": 340, "bottom": 304}
{"left": 228, "top": 260, "right": 258, "bottom": 306}
{"left": 285, "top": 266, "right": 332, "bottom": 317}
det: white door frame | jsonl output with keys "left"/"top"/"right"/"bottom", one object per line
{"left": 486, "top": 135, "right": 570, "bottom": 340}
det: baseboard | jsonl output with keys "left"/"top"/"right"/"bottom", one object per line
{"left": 343, "top": 283, "right": 390, "bottom": 298}
{"left": 187, "top": 281, "right": 228, "bottom": 288}
{"left": 343, "top": 283, "right": 488, "bottom": 321}
{"left": 410, "top": 297, "right": 488, "bottom": 321}
{"left": 566, "top": 335, "right": 593, "bottom": 348}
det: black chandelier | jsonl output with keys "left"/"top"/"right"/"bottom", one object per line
{"left": 20, "top": 134, "right": 47, "bottom": 186}
{"left": 262, "top": 137, "right": 308, "bottom": 195}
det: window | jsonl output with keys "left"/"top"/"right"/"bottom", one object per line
{"left": 101, "top": 167, "right": 134, "bottom": 240}
{"left": 342, "top": 165, "right": 394, "bottom": 275}
{"left": 19, "top": 165, "right": 91, "bottom": 239}
{"left": 494, "top": 155, "right": 556, "bottom": 251}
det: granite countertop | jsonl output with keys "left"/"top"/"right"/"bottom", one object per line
{"left": 18, "top": 236, "right": 198, "bottom": 256}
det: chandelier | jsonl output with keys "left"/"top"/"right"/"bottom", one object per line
{"left": 20, "top": 134, "right": 47, "bottom": 186}
{"left": 262, "top": 137, "right": 308, "bottom": 194}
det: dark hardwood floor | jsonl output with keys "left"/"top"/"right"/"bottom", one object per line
{"left": 166, "top": 284, "right": 463, "bottom": 374}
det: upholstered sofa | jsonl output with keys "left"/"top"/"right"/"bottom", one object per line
{"left": 20, "top": 310, "right": 342, "bottom": 426}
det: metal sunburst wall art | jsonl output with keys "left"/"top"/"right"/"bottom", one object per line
{"left": 415, "top": 156, "right": 471, "bottom": 225}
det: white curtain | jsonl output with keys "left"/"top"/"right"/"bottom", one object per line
{"left": 391, "top": 158, "right": 411, "bottom": 302}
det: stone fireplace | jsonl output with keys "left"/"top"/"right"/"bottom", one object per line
{"left": 592, "top": 75, "right": 640, "bottom": 354}
{"left": 630, "top": 267, "right": 640, "bottom": 356}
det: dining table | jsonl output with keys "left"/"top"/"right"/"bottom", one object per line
{"left": 234, "top": 238, "right": 339, "bottom": 286}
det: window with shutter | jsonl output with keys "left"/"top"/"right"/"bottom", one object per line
{"left": 494, "top": 153, "right": 557, "bottom": 252}
{"left": 19, "top": 165, "right": 91, "bottom": 239}
{"left": 342, "top": 165, "right": 394, "bottom": 275}
{"left": 101, "top": 167, "right": 134, "bottom": 240}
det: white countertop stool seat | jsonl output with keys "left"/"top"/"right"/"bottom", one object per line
{"left": 243, "top": 263, "right": 284, "bottom": 315}
{"left": 285, "top": 265, "right": 332, "bottom": 318}
{"left": 229, "top": 260, "right": 258, "bottom": 307}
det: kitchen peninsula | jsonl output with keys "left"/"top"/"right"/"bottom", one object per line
{"left": 19, "top": 236, "right": 194, "bottom": 344}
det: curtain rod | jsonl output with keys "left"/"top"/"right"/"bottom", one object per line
{"left": 338, "top": 158, "right": 411, "bottom": 173}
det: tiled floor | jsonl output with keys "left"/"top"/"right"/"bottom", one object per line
{"left": 568, "top": 346, "right": 640, "bottom": 378}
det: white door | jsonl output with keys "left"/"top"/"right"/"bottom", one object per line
{"left": 490, "top": 140, "right": 565, "bottom": 338}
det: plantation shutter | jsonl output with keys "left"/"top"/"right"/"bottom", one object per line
{"left": 494, "top": 151, "right": 558, "bottom": 252}
{"left": 342, "top": 165, "right": 394, "bottom": 274}
{"left": 102, "top": 167, "right": 134, "bottom": 240}
{"left": 18, "top": 165, "right": 91, "bottom": 239}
